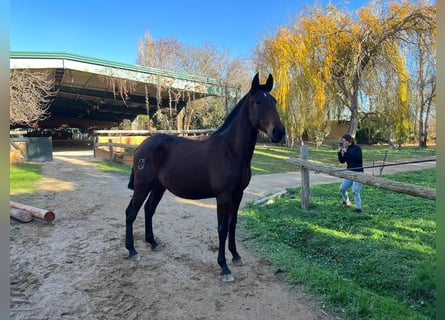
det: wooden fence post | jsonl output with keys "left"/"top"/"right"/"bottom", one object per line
{"left": 300, "top": 145, "right": 310, "bottom": 210}
{"left": 108, "top": 138, "right": 113, "bottom": 161}
{"left": 93, "top": 135, "right": 97, "bottom": 158}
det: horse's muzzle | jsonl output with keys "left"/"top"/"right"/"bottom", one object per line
{"left": 270, "top": 126, "right": 285, "bottom": 143}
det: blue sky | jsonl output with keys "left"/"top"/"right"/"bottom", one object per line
{"left": 10, "top": 0, "right": 367, "bottom": 65}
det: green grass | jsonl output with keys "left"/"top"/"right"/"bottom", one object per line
{"left": 239, "top": 169, "right": 436, "bottom": 320}
{"left": 94, "top": 160, "right": 132, "bottom": 175}
{"left": 9, "top": 146, "right": 436, "bottom": 319}
{"left": 251, "top": 145, "right": 436, "bottom": 175}
{"left": 9, "top": 163, "right": 43, "bottom": 195}
{"left": 251, "top": 145, "right": 298, "bottom": 174}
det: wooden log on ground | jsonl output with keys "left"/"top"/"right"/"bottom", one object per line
{"left": 254, "top": 189, "right": 288, "bottom": 206}
{"left": 288, "top": 157, "right": 436, "bottom": 200}
{"left": 10, "top": 208, "right": 33, "bottom": 222}
{"left": 10, "top": 201, "right": 55, "bottom": 222}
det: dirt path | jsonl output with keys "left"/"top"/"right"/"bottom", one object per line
{"left": 10, "top": 151, "right": 336, "bottom": 320}
{"left": 10, "top": 150, "right": 435, "bottom": 320}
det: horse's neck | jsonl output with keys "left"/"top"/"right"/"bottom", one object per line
{"left": 223, "top": 102, "right": 258, "bottom": 162}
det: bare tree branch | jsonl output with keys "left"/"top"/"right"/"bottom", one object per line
{"left": 10, "top": 69, "right": 57, "bottom": 127}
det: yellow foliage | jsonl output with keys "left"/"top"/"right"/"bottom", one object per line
{"left": 257, "top": 1, "right": 435, "bottom": 144}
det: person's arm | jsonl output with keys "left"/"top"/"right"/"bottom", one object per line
{"left": 338, "top": 148, "right": 346, "bottom": 163}
{"left": 342, "top": 145, "right": 362, "bottom": 163}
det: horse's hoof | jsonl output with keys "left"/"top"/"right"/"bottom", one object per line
{"left": 129, "top": 253, "right": 141, "bottom": 261}
{"left": 151, "top": 244, "right": 161, "bottom": 252}
{"left": 221, "top": 273, "right": 235, "bottom": 282}
{"left": 233, "top": 258, "right": 244, "bottom": 266}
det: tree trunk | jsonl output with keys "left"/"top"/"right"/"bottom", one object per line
{"left": 347, "top": 74, "right": 361, "bottom": 137}
{"left": 348, "top": 109, "right": 359, "bottom": 137}
{"left": 423, "top": 118, "right": 429, "bottom": 147}
{"left": 423, "top": 98, "right": 433, "bottom": 147}
{"left": 418, "top": 117, "right": 426, "bottom": 148}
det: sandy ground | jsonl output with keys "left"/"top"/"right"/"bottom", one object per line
{"left": 10, "top": 149, "right": 435, "bottom": 320}
{"left": 10, "top": 150, "right": 338, "bottom": 320}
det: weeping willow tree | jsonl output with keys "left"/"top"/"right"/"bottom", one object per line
{"left": 256, "top": 0, "right": 435, "bottom": 145}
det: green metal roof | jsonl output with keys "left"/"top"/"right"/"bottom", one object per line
{"left": 10, "top": 51, "right": 235, "bottom": 88}
{"left": 10, "top": 51, "right": 240, "bottom": 129}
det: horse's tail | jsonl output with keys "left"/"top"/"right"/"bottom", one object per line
{"left": 127, "top": 167, "right": 135, "bottom": 190}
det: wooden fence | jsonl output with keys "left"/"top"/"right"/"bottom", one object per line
{"left": 93, "top": 129, "right": 215, "bottom": 165}
{"left": 92, "top": 138, "right": 436, "bottom": 205}
{"left": 290, "top": 146, "right": 436, "bottom": 210}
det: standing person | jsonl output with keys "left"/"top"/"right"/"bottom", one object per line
{"left": 337, "top": 134, "right": 363, "bottom": 213}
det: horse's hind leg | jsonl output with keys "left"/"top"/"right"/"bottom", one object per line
{"left": 125, "top": 189, "right": 149, "bottom": 260}
{"left": 144, "top": 181, "right": 166, "bottom": 251}
{"left": 228, "top": 192, "right": 243, "bottom": 266}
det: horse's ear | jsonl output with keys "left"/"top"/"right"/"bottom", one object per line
{"left": 265, "top": 74, "right": 273, "bottom": 92}
{"left": 250, "top": 72, "right": 260, "bottom": 92}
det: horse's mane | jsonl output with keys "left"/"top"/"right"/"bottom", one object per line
{"left": 211, "top": 95, "right": 248, "bottom": 135}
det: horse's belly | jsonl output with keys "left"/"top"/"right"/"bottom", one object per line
{"left": 159, "top": 171, "right": 215, "bottom": 200}
{"left": 160, "top": 173, "right": 245, "bottom": 200}
{"left": 172, "top": 189, "right": 215, "bottom": 200}
{"left": 166, "top": 183, "right": 215, "bottom": 200}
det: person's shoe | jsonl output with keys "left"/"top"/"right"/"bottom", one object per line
{"left": 339, "top": 201, "right": 351, "bottom": 207}
{"left": 352, "top": 208, "right": 362, "bottom": 213}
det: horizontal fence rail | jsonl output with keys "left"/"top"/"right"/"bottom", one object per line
{"left": 93, "top": 129, "right": 215, "bottom": 136}
{"left": 93, "top": 129, "right": 216, "bottom": 163}
{"left": 289, "top": 156, "right": 436, "bottom": 201}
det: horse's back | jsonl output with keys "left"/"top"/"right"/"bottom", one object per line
{"left": 134, "top": 134, "right": 204, "bottom": 160}
{"left": 133, "top": 133, "right": 208, "bottom": 176}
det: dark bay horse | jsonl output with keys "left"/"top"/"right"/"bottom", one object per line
{"left": 125, "top": 73, "right": 285, "bottom": 282}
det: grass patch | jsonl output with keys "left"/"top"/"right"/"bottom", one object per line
{"left": 251, "top": 145, "right": 436, "bottom": 175}
{"left": 94, "top": 160, "right": 132, "bottom": 175}
{"left": 251, "top": 146, "right": 298, "bottom": 174}
{"left": 10, "top": 163, "right": 43, "bottom": 196}
{"left": 239, "top": 169, "right": 436, "bottom": 319}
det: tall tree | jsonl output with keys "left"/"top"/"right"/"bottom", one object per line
{"left": 256, "top": 1, "right": 435, "bottom": 144}
{"left": 136, "top": 31, "right": 248, "bottom": 130}
{"left": 403, "top": 1, "right": 436, "bottom": 147}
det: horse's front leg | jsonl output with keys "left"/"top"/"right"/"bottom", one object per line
{"left": 217, "top": 217, "right": 232, "bottom": 282}
{"left": 228, "top": 192, "right": 243, "bottom": 266}
{"left": 216, "top": 193, "right": 243, "bottom": 282}
{"left": 216, "top": 195, "right": 233, "bottom": 281}
{"left": 228, "top": 214, "right": 243, "bottom": 266}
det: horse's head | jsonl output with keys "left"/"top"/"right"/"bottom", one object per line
{"left": 248, "top": 73, "right": 285, "bottom": 143}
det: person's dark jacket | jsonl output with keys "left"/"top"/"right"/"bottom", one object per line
{"left": 338, "top": 144, "right": 363, "bottom": 172}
